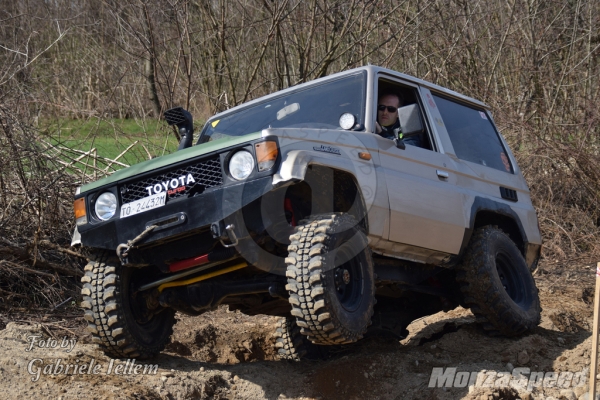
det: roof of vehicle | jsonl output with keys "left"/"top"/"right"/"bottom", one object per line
{"left": 372, "top": 66, "right": 489, "bottom": 108}
{"left": 206, "top": 65, "right": 489, "bottom": 122}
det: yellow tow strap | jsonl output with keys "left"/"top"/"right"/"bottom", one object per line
{"left": 157, "top": 262, "right": 248, "bottom": 293}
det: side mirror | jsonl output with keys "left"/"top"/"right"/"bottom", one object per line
{"left": 164, "top": 107, "right": 194, "bottom": 151}
{"left": 397, "top": 104, "right": 424, "bottom": 137}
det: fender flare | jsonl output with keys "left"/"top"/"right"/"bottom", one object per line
{"left": 273, "top": 149, "right": 376, "bottom": 209}
{"left": 272, "top": 149, "right": 377, "bottom": 233}
{"left": 458, "top": 196, "right": 541, "bottom": 270}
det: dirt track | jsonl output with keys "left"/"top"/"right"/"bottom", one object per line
{"left": 0, "top": 265, "right": 597, "bottom": 400}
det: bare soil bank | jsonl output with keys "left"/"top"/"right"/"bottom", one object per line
{"left": 0, "top": 266, "right": 596, "bottom": 400}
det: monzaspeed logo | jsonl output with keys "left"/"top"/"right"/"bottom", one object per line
{"left": 428, "top": 367, "right": 588, "bottom": 392}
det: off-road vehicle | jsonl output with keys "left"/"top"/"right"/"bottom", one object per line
{"left": 73, "top": 66, "right": 542, "bottom": 360}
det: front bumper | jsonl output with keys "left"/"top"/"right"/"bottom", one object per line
{"left": 78, "top": 176, "right": 274, "bottom": 250}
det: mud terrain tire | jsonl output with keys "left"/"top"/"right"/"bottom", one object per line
{"left": 275, "top": 317, "right": 330, "bottom": 360}
{"left": 81, "top": 251, "right": 175, "bottom": 359}
{"left": 285, "top": 213, "right": 375, "bottom": 345}
{"left": 457, "top": 226, "right": 541, "bottom": 336}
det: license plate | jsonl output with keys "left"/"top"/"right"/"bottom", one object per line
{"left": 120, "top": 192, "right": 166, "bottom": 219}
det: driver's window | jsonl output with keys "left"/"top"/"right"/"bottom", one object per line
{"left": 376, "top": 79, "right": 434, "bottom": 151}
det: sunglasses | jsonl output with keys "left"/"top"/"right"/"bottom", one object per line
{"left": 377, "top": 105, "right": 398, "bottom": 113}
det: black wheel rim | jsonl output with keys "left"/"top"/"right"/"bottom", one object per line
{"left": 496, "top": 252, "right": 531, "bottom": 309}
{"left": 333, "top": 244, "right": 363, "bottom": 312}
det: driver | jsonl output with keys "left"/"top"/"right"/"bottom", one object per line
{"left": 375, "top": 92, "right": 403, "bottom": 140}
{"left": 375, "top": 92, "right": 423, "bottom": 148}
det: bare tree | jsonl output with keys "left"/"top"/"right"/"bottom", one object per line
{"left": 0, "top": 0, "right": 599, "bottom": 271}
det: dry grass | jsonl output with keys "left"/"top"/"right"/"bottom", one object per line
{"left": 499, "top": 113, "right": 600, "bottom": 271}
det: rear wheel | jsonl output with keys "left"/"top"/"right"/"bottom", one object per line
{"left": 456, "top": 226, "right": 541, "bottom": 336}
{"left": 285, "top": 213, "right": 375, "bottom": 345}
{"left": 81, "top": 251, "right": 175, "bottom": 359}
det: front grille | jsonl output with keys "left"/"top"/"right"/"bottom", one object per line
{"left": 120, "top": 157, "right": 223, "bottom": 204}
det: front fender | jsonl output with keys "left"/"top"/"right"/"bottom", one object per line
{"left": 273, "top": 150, "right": 363, "bottom": 185}
{"left": 272, "top": 146, "right": 388, "bottom": 239}
{"left": 265, "top": 127, "right": 389, "bottom": 238}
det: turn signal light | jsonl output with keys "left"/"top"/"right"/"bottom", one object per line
{"left": 255, "top": 141, "right": 278, "bottom": 171}
{"left": 74, "top": 198, "right": 87, "bottom": 226}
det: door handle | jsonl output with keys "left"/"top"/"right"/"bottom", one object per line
{"left": 436, "top": 170, "right": 449, "bottom": 179}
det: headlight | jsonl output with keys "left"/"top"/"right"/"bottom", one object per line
{"left": 95, "top": 192, "right": 117, "bottom": 221}
{"left": 229, "top": 151, "right": 255, "bottom": 180}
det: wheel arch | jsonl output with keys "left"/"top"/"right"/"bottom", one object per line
{"left": 284, "top": 164, "right": 369, "bottom": 233}
{"left": 474, "top": 211, "right": 524, "bottom": 251}
{"left": 459, "top": 197, "right": 540, "bottom": 270}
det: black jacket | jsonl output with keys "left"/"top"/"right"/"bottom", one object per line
{"left": 379, "top": 120, "right": 401, "bottom": 140}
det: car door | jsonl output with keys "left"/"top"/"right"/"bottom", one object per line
{"left": 376, "top": 79, "right": 468, "bottom": 260}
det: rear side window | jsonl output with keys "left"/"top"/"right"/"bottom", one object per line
{"left": 432, "top": 94, "right": 512, "bottom": 173}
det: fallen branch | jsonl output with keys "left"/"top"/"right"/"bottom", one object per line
{"left": 0, "top": 287, "right": 29, "bottom": 300}
{"left": 0, "top": 243, "right": 83, "bottom": 277}
{"left": 39, "top": 240, "right": 88, "bottom": 260}
{"left": 0, "top": 260, "right": 56, "bottom": 279}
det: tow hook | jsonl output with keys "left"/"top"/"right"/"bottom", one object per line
{"left": 221, "top": 225, "right": 239, "bottom": 248}
{"left": 116, "top": 225, "right": 157, "bottom": 264}
{"left": 210, "top": 221, "right": 239, "bottom": 248}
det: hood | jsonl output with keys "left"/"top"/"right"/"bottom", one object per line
{"left": 79, "top": 132, "right": 262, "bottom": 194}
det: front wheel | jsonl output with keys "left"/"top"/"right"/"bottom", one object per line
{"left": 81, "top": 251, "right": 175, "bottom": 359}
{"left": 275, "top": 317, "right": 330, "bottom": 360}
{"left": 456, "top": 226, "right": 541, "bottom": 336}
{"left": 285, "top": 213, "right": 375, "bottom": 345}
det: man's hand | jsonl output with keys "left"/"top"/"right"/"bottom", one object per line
{"left": 375, "top": 121, "right": 382, "bottom": 134}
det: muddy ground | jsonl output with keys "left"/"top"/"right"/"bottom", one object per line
{"left": 0, "top": 263, "right": 598, "bottom": 400}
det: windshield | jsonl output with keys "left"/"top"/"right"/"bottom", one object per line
{"left": 198, "top": 72, "right": 366, "bottom": 143}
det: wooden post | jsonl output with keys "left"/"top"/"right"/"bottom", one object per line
{"left": 590, "top": 262, "right": 600, "bottom": 399}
